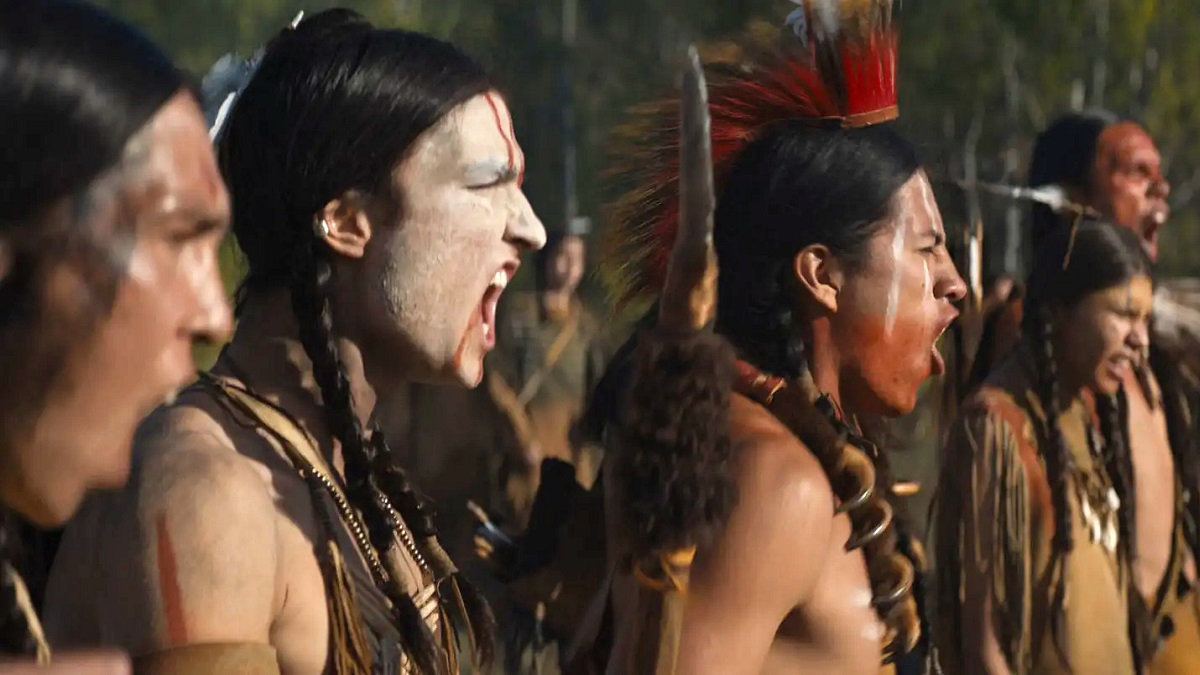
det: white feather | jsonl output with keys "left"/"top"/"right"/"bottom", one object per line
{"left": 200, "top": 10, "right": 305, "bottom": 142}
{"left": 1154, "top": 278, "right": 1200, "bottom": 378}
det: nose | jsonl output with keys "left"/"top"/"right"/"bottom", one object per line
{"left": 187, "top": 247, "right": 232, "bottom": 346}
{"left": 935, "top": 257, "right": 968, "bottom": 304}
{"left": 1149, "top": 173, "right": 1171, "bottom": 201}
{"left": 1128, "top": 316, "right": 1150, "bottom": 354}
{"left": 506, "top": 190, "right": 547, "bottom": 252}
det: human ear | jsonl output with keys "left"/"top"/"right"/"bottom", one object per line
{"left": 793, "top": 244, "right": 844, "bottom": 314}
{"left": 316, "top": 192, "right": 373, "bottom": 259}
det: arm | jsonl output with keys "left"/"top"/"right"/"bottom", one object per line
{"left": 672, "top": 435, "right": 834, "bottom": 675}
{"left": 45, "top": 417, "right": 282, "bottom": 671}
{"left": 942, "top": 405, "right": 1036, "bottom": 675}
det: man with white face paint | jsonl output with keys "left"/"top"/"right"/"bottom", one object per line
{"left": 43, "top": 10, "right": 544, "bottom": 675}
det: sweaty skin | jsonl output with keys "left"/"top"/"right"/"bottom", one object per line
{"left": 43, "top": 92, "right": 545, "bottom": 674}
{"left": 606, "top": 173, "right": 965, "bottom": 675}
{"left": 818, "top": 173, "right": 963, "bottom": 417}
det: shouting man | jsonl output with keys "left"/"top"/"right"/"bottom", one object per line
{"left": 565, "top": 1, "right": 966, "bottom": 672}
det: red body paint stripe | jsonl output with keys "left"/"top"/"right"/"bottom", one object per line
{"left": 155, "top": 514, "right": 188, "bottom": 645}
{"left": 484, "top": 93, "right": 518, "bottom": 183}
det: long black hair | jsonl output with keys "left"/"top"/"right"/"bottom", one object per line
{"left": 219, "top": 9, "right": 495, "bottom": 672}
{"left": 601, "top": 120, "right": 932, "bottom": 662}
{"left": 1023, "top": 221, "right": 1152, "bottom": 668}
{"left": 1028, "top": 110, "right": 1121, "bottom": 248}
{"left": 0, "top": 0, "right": 187, "bottom": 659}
{"left": 714, "top": 121, "right": 921, "bottom": 377}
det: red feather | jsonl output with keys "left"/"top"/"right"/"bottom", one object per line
{"left": 601, "top": 9, "right": 898, "bottom": 309}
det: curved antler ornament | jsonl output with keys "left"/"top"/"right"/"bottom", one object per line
{"left": 658, "top": 47, "right": 718, "bottom": 334}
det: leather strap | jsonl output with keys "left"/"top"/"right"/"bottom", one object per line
{"left": 133, "top": 643, "right": 279, "bottom": 675}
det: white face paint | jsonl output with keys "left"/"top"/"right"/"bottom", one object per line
{"left": 883, "top": 194, "right": 912, "bottom": 335}
{"left": 359, "top": 93, "right": 546, "bottom": 388}
{"left": 917, "top": 177, "right": 941, "bottom": 302}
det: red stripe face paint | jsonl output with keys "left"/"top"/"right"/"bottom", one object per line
{"left": 484, "top": 93, "right": 524, "bottom": 186}
{"left": 155, "top": 514, "right": 188, "bottom": 645}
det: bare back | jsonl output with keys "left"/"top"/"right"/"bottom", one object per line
{"left": 605, "top": 394, "right": 885, "bottom": 675}
{"left": 44, "top": 387, "right": 366, "bottom": 674}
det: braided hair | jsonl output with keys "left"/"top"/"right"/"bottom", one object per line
{"left": 0, "top": 0, "right": 186, "bottom": 658}
{"left": 1023, "top": 221, "right": 1153, "bottom": 669}
{"left": 219, "top": 10, "right": 498, "bottom": 671}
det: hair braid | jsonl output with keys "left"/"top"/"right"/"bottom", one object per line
{"left": 1096, "top": 389, "right": 1151, "bottom": 667}
{"left": 367, "top": 429, "right": 498, "bottom": 667}
{"left": 1149, "top": 344, "right": 1200, "bottom": 579}
{"left": 1032, "top": 308, "right": 1076, "bottom": 665}
{"left": 290, "top": 238, "right": 442, "bottom": 675}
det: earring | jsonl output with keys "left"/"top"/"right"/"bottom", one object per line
{"left": 313, "top": 218, "right": 331, "bottom": 238}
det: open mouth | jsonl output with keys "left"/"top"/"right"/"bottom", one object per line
{"left": 480, "top": 262, "right": 517, "bottom": 349}
{"left": 930, "top": 311, "right": 957, "bottom": 376}
{"left": 1106, "top": 352, "right": 1135, "bottom": 380}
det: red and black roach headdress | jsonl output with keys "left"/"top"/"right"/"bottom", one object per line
{"left": 600, "top": 0, "right": 898, "bottom": 309}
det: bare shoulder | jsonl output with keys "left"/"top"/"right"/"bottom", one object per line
{"left": 129, "top": 397, "right": 274, "bottom": 509}
{"left": 727, "top": 393, "right": 836, "bottom": 534}
{"left": 673, "top": 394, "right": 839, "bottom": 672}
{"left": 45, "top": 397, "right": 281, "bottom": 653}
{"left": 698, "top": 394, "right": 836, "bottom": 580}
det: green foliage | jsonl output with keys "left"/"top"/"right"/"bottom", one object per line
{"left": 97, "top": 0, "right": 1200, "bottom": 365}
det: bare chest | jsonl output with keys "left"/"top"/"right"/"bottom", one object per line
{"left": 768, "top": 512, "right": 885, "bottom": 675}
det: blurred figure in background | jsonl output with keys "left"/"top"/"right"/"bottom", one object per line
{"left": 487, "top": 216, "right": 612, "bottom": 526}
{"left": 0, "top": 0, "right": 232, "bottom": 671}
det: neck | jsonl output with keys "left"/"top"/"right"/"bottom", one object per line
{"left": 540, "top": 288, "right": 574, "bottom": 317}
{"left": 216, "top": 289, "right": 377, "bottom": 477}
{"left": 804, "top": 317, "right": 845, "bottom": 415}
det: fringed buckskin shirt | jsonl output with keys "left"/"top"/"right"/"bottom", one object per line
{"left": 933, "top": 346, "right": 1135, "bottom": 675}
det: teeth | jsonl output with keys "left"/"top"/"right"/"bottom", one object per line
{"left": 490, "top": 270, "right": 508, "bottom": 290}
{"left": 163, "top": 389, "right": 179, "bottom": 407}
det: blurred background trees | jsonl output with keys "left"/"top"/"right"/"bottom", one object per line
{"left": 92, "top": 0, "right": 1200, "bottom": 362}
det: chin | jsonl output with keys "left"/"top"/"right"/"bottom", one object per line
{"left": 1092, "top": 376, "right": 1122, "bottom": 398}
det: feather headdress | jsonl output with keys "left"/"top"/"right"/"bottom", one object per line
{"left": 600, "top": 0, "right": 898, "bottom": 309}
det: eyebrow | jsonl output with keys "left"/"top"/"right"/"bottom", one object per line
{"left": 149, "top": 204, "right": 229, "bottom": 233}
{"left": 463, "top": 159, "right": 519, "bottom": 185}
{"left": 920, "top": 228, "right": 945, "bottom": 246}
